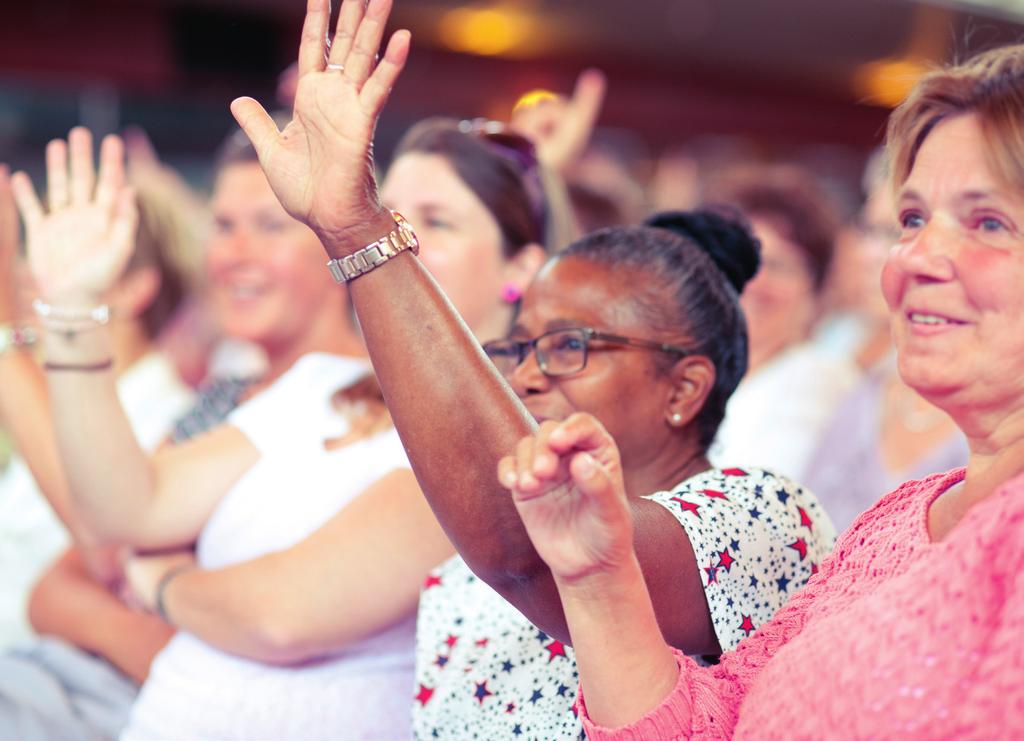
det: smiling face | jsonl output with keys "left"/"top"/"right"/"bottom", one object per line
{"left": 205, "top": 162, "right": 341, "bottom": 351}
{"left": 883, "top": 113, "right": 1024, "bottom": 416}
{"left": 381, "top": 152, "right": 519, "bottom": 340}
{"left": 504, "top": 256, "right": 692, "bottom": 471}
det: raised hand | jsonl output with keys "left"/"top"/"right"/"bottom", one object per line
{"left": 497, "top": 413, "right": 634, "bottom": 584}
{"left": 0, "top": 166, "right": 19, "bottom": 321}
{"left": 510, "top": 68, "right": 606, "bottom": 175}
{"left": 230, "top": 0, "right": 410, "bottom": 252}
{"left": 11, "top": 128, "right": 137, "bottom": 308}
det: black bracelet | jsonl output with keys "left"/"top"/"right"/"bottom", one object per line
{"left": 154, "top": 564, "right": 196, "bottom": 624}
{"left": 43, "top": 359, "right": 114, "bottom": 372}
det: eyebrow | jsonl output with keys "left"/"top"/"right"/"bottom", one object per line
{"left": 506, "top": 317, "right": 592, "bottom": 339}
{"left": 899, "top": 187, "right": 1002, "bottom": 205}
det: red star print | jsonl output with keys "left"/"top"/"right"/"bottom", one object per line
{"left": 545, "top": 639, "right": 568, "bottom": 662}
{"left": 670, "top": 496, "right": 701, "bottom": 519}
{"left": 704, "top": 559, "right": 719, "bottom": 585}
{"left": 703, "top": 488, "right": 729, "bottom": 500}
{"left": 423, "top": 574, "right": 442, "bottom": 589}
{"left": 445, "top": 634, "right": 458, "bottom": 648}
{"left": 811, "top": 562, "right": 819, "bottom": 575}
{"left": 788, "top": 538, "right": 808, "bottom": 560}
{"left": 722, "top": 468, "right": 748, "bottom": 476}
{"left": 739, "top": 615, "right": 755, "bottom": 636}
{"left": 717, "top": 548, "right": 736, "bottom": 572}
{"left": 797, "top": 506, "right": 814, "bottom": 530}
{"left": 415, "top": 684, "right": 434, "bottom": 705}
{"left": 475, "top": 637, "right": 489, "bottom": 647}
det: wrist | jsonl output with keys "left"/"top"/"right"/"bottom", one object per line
{"left": 554, "top": 551, "right": 645, "bottom": 606}
{"left": 316, "top": 207, "right": 397, "bottom": 260}
{"left": 154, "top": 564, "right": 195, "bottom": 624}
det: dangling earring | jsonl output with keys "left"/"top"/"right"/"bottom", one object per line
{"left": 501, "top": 283, "right": 523, "bottom": 304}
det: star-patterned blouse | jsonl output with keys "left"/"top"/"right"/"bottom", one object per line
{"left": 412, "top": 467, "right": 836, "bottom": 740}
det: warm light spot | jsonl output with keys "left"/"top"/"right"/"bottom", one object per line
{"left": 438, "top": 6, "right": 536, "bottom": 57}
{"left": 512, "top": 89, "right": 560, "bottom": 112}
{"left": 854, "top": 57, "right": 933, "bottom": 108}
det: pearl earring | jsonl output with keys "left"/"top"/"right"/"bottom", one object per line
{"left": 670, "top": 413, "right": 683, "bottom": 425}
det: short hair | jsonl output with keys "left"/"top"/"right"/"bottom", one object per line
{"left": 887, "top": 44, "right": 1024, "bottom": 194}
{"left": 704, "top": 164, "right": 840, "bottom": 291}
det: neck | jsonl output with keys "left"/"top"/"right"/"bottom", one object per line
{"left": 957, "top": 403, "right": 1024, "bottom": 512}
{"left": 262, "top": 296, "right": 367, "bottom": 385}
{"left": 109, "top": 319, "right": 155, "bottom": 377}
{"left": 622, "top": 438, "right": 710, "bottom": 497}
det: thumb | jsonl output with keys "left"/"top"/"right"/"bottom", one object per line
{"left": 230, "top": 98, "right": 281, "bottom": 159}
{"left": 569, "top": 451, "right": 621, "bottom": 506}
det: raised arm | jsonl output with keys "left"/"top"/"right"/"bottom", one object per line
{"left": 10, "top": 130, "right": 256, "bottom": 549}
{"left": 124, "top": 468, "right": 453, "bottom": 665}
{"left": 501, "top": 413, "right": 826, "bottom": 738}
{"left": 231, "top": 0, "right": 713, "bottom": 652}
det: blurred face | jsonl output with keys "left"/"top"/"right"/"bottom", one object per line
{"left": 380, "top": 153, "right": 510, "bottom": 338}
{"left": 883, "top": 113, "right": 1024, "bottom": 415}
{"left": 503, "top": 257, "right": 682, "bottom": 470}
{"left": 851, "top": 185, "right": 900, "bottom": 325}
{"left": 740, "top": 216, "right": 817, "bottom": 365}
{"left": 206, "top": 162, "right": 339, "bottom": 349}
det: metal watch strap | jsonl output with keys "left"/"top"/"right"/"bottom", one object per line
{"left": 326, "top": 212, "right": 419, "bottom": 284}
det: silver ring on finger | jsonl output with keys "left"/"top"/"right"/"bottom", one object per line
{"left": 326, "top": 63, "right": 345, "bottom": 72}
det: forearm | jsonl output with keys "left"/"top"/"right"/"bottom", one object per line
{"left": 344, "top": 245, "right": 542, "bottom": 579}
{"left": 558, "top": 556, "right": 681, "bottom": 730}
{"left": 0, "top": 349, "right": 80, "bottom": 531}
{"left": 41, "top": 327, "right": 157, "bottom": 541}
{"left": 29, "top": 550, "right": 173, "bottom": 684}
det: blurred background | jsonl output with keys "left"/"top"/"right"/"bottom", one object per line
{"left": 1, "top": 0, "right": 1023, "bottom": 202}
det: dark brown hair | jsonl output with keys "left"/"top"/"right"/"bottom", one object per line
{"left": 392, "top": 118, "right": 552, "bottom": 257}
{"left": 705, "top": 164, "right": 840, "bottom": 291}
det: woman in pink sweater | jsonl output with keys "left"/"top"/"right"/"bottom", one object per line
{"left": 499, "top": 45, "right": 1024, "bottom": 739}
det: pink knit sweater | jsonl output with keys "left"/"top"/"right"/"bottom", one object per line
{"left": 580, "top": 467, "right": 1024, "bottom": 739}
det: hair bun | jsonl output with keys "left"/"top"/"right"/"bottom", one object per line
{"left": 644, "top": 208, "right": 761, "bottom": 293}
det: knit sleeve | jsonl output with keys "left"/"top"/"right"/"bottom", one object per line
{"left": 578, "top": 551, "right": 837, "bottom": 740}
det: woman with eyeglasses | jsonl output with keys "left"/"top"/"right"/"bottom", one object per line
{"left": 222, "top": 1, "right": 834, "bottom": 738}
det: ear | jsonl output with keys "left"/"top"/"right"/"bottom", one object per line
{"left": 108, "top": 266, "right": 161, "bottom": 320}
{"left": 663, "top": 354, "right": 716, "bottom": 430}
{"left": 500, "top": 243, "right": 547, "bottom": 296}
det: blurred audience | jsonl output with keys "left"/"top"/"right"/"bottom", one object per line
{"left": 703, "top": 164, "right": 858, "bottom": 479}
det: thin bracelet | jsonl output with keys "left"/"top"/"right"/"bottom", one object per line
{"left": 43, "top": 359, "right": 114, "bottom": 372}
{"left": 154, "top": 564, "right": 196, "bottom": 624}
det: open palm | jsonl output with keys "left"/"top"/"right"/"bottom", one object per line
{"left": 11, "top": 129, "right": 137, "bottom": 306}
{"left": 499, "top": 414, "right": 635, "bottom": 584}
{"left": 231, "top": 0, "right": 410, "bottom": 248}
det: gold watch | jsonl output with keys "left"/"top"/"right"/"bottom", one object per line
{"left": 326, "top": 211, "right": 419, "bottom": 283}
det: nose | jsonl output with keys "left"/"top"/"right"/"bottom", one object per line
{"left": 507, "top": 343, "right": 551, "bottom": 398}
{"left": 889, "top": 217, "right": 958, "bottom": 284}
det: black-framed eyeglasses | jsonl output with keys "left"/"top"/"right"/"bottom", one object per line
{"left": 482, "top": 327, "right": 691, "bottom": 378}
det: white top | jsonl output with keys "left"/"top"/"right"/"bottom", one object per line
{"left": 123, "top": 353, "right": 417, "bottom": 741}
{"left": 710, "top": 342, "right": 859, "bottom": 481}
{"left": 413, "top": 468, "right": 835, "bottom": 740}
{"left": 0, "top": 352, "right": 193, "bottom": 649}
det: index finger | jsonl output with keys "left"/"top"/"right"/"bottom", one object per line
{"left": 547, "top": 412, "right": 615, "bottom": 456}
{"left": 298, "top": 0, "right": 331, "bottom": 78}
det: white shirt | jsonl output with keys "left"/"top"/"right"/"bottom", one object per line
{"left": 710, "top": 342, "right": 859, "bottom": 481}
{"left": 0, "top": 352, "right": 194, "bottom": 649}
{"left": 124, "top": 353, "right": 417, "bottom": 741}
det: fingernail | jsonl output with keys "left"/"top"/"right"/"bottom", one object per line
{"left": 576, "top": 453, "right": 595, "bottom": 477}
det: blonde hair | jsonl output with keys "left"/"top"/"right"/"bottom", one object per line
{"left": 887, "top": 44, "right": 1024, "bottom": 193}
